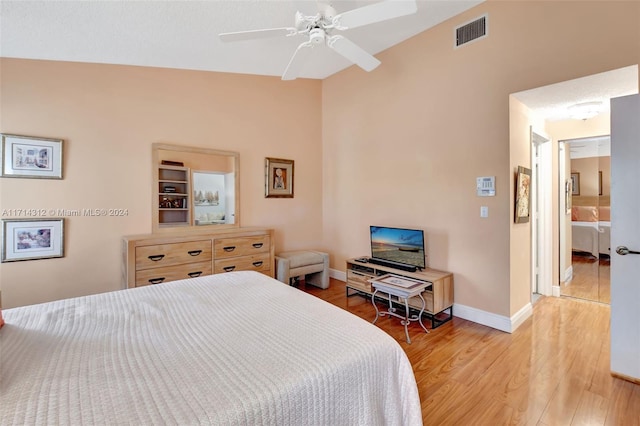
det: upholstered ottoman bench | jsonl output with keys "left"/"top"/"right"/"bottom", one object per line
{"left": 275, "top": 250, "right": 330, "bottom": 289}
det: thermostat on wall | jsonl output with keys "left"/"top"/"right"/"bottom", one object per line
{"left": 477, "top": 176, "right": 496, "bottom": 196}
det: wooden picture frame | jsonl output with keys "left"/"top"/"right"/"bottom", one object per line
{"left": 598, "top": 171, "right": 603, "bottom": 196}
{"left": 514, "top": 166, "right": 532, "bottom": 223}
{"left": 571, "top": 172, "right": 580, "bottom": 196}
{"left": 1, "top": 134, "right": 63, "bottom": 179}
{"left": 565, "top": 178, "right": 572, "bottom": 214}
{"left": 1, "top": 218, "right": 65, "bottom": 262}
{"left": 265, "top": 157, "right": 294, "bottom": 198}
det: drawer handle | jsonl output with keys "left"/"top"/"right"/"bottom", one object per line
{"left": 223, "top": 266, "right": 236, "bottom": 272}
{"left": 223, "top": 246, "right": 236, "bottom": 252}
{"left": 252, "top": 261, "right": 263, "bottom": 267}
{"left": 188, "top": 271, "right": 203, "bottom": 278}
{"left": 188, "top": 250, "right": 202, "bottom": 256}
{"left": 148, "top": 254, "right": 165, "bottom": 262}
{"left": 252, "top": 243, "right": 263, "bottom": 248}
{"left": 149, "top": 277, "right": 165, "bottom": 284}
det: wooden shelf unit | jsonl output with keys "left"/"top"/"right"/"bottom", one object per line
{"left": 158, "top": 165, "right": 190, "bottom": 227}
{"left": 346, "top": 258, "right": 454, "bottom": 328}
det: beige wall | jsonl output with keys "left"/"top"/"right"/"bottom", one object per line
{"left": 0, "top": 60, "right": 323, "bottom": 308}
{"left": 572, "top": 157, "right": 601, "bottom": 197}
{"left": 322, "top": 1, "right": 640, "bottom": 318}
{"left": 509, "top": 97, "right": 541, "bottom": 315}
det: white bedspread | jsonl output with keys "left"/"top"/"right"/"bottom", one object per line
{"left": 0, "top": 271, "right": 421, "bottom": 425}
{"left": 572, "top": 221, "right": 611, "bottom": 257}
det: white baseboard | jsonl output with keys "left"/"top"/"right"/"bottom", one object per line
{"left": 330, "top": 268, "right": 346, "bottom": 282}
{"left": 552, "top": 285, "right": 561, "bottom": 297}
{"left": 453, "top": 302, "right": 532, "bottom": 333}
{"left": 333, "top": 267, "right": 532, "bottom": 333}
{"left": 564, "top": 265, "right": 573, "bottom": 282}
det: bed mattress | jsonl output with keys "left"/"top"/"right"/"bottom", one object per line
{"left": 572, "top": 221, "right": 611, "bottom": 257}
{"left": 0, "top": 271, "right": 421, "bottom": 425}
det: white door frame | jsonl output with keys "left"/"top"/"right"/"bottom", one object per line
{"left": 531, "top": 129, "right": 553, "bottom": 297}
{"left": 557, "top": 142, "right": 569, "bottom": 295}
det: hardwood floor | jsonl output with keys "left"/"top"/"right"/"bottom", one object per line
{"left": 299, "top": 278, "right": 640, "bottom": 425}
{"left": 562, "top": 253, "right": 611, "bottom": 304}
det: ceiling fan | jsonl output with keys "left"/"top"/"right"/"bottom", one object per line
{"left": 219, "top": 1, "right": 418, "bottom": 80}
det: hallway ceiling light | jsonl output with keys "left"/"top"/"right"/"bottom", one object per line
{"left": 568, "top": 101, "right": 604, "bottom": 120}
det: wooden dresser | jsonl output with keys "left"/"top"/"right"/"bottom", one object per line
{"left": 123, "top": 227, "right": 274, "bottom": 288}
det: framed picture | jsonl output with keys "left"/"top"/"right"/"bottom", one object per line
{"left": 565, "top": 178, "right": 572, "bottom": 214}
{"left": 1, "top": 134, "right": 63, "bottom": 179}
{"left": 598, "top": 171, "right": 603, "bottom": 196}
{"left": 514, "top": 166, "right": 532, "bottom": 223}
{"left": 571, "top": 172, "right": 580, "bottom": 196}
{"left": 1, "top": 218, "right": 65, "bottom": 262}
{"left": 265, "top": 157, "right": 294, "bottom": 198}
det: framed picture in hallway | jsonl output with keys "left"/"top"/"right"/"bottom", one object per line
{"left": 599, "top": 171, "right": 603, "bottom": 196}
{"left": 515, "top": 166, "right": 532, "bottom": 223}
{"left": 565, "top": 179, "right": 572, "bottom": 214}
{"left": 571, "top": 172, "right": 580, "bottom": 196}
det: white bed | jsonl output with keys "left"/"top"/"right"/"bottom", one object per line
{"left": 0, "top": 271, "right": 422, "bottom": 425}
{"left": 571, "top": 205, "right": 611, "bottom": 257}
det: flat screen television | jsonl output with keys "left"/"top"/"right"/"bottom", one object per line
{"left": 369, "top": 226, "right": 426, "bottom": 271}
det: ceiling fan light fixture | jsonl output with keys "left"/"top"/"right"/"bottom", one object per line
{"left": 568, "top": 101, "right": 604, "bottom": 120}
{"left": 309, "top": 28, "right": 326, "bottom": 45}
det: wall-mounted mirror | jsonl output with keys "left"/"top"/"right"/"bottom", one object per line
{"left": 152, "top": 143, "right": 239, "bottom": 232}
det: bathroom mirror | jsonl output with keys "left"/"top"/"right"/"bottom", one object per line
{"left": 152, "top": 143, "right": 239, "bottom": 232}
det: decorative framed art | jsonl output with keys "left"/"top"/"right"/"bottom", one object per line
{"left": 565, "top": 178, "right": 572, "bottom": 214}
{"left": 1, "top": 218, "right": 65, "bottom": 262}
{"left": 598, "top": 171, "right": 603, "bottom": 196}
{"left": 571, "top": 172, "right": 580, "bottom": 196}
{"left": 514, "top": 166, "right": 532, "bottom": 223}
{"left": 1, "top": 134, "right": 63, "bottom": 179}
{"left": 265, "top": 157, "right": 294, "bottom": 198}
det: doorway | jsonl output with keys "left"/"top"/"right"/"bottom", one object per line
{"left": 531, "top": 130, "right": 552, "bottom": 302}
{"left": 512, "top": 64, "right": 638, "bottom": 305}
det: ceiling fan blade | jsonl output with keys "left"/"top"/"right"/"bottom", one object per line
{"left": 332, "top": 0, "right": 417, "bottom": 30}
{"left": 327, "top": 36, "right": 381, "bottom": 72}
{"left": 219, "top": 27, "right": 296, "bottom": 42}
{"left": 282, "top": 42, "right": 314, "bottom": 81}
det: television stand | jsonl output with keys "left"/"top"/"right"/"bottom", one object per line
{"left": 345, "top": 257, "right": 454, "bottom": 329}
{"left": 367, "top": 257, "right": 417, "bottom": 272}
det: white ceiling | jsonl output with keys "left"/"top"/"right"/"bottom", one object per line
{"left": 566, "top": 135, "right": 610, "bottom": 159}
{"left": 0, "top": 0, "right": 483, "bottom": 80}
{"left": 513, "top": 66, "right": 639, "bottom": 122}
{"left": 513, "top": 65, "right": 638, "bottom": 158}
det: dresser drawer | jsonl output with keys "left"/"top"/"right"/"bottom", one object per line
{"left": 214, "top": 235, "right": 270, "bottom": 259}
{"left": 135, "top": 261, "right": 213, "bottom": 287}
{"left": 136, "top": 240, "right": 212, "bottom": 270}
{"left": 214, "top": 252, "right": 271, "bottom": 274}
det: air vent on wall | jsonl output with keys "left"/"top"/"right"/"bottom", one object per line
{"left": 455, "top": 14, "right": 487, "bottom": 48}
